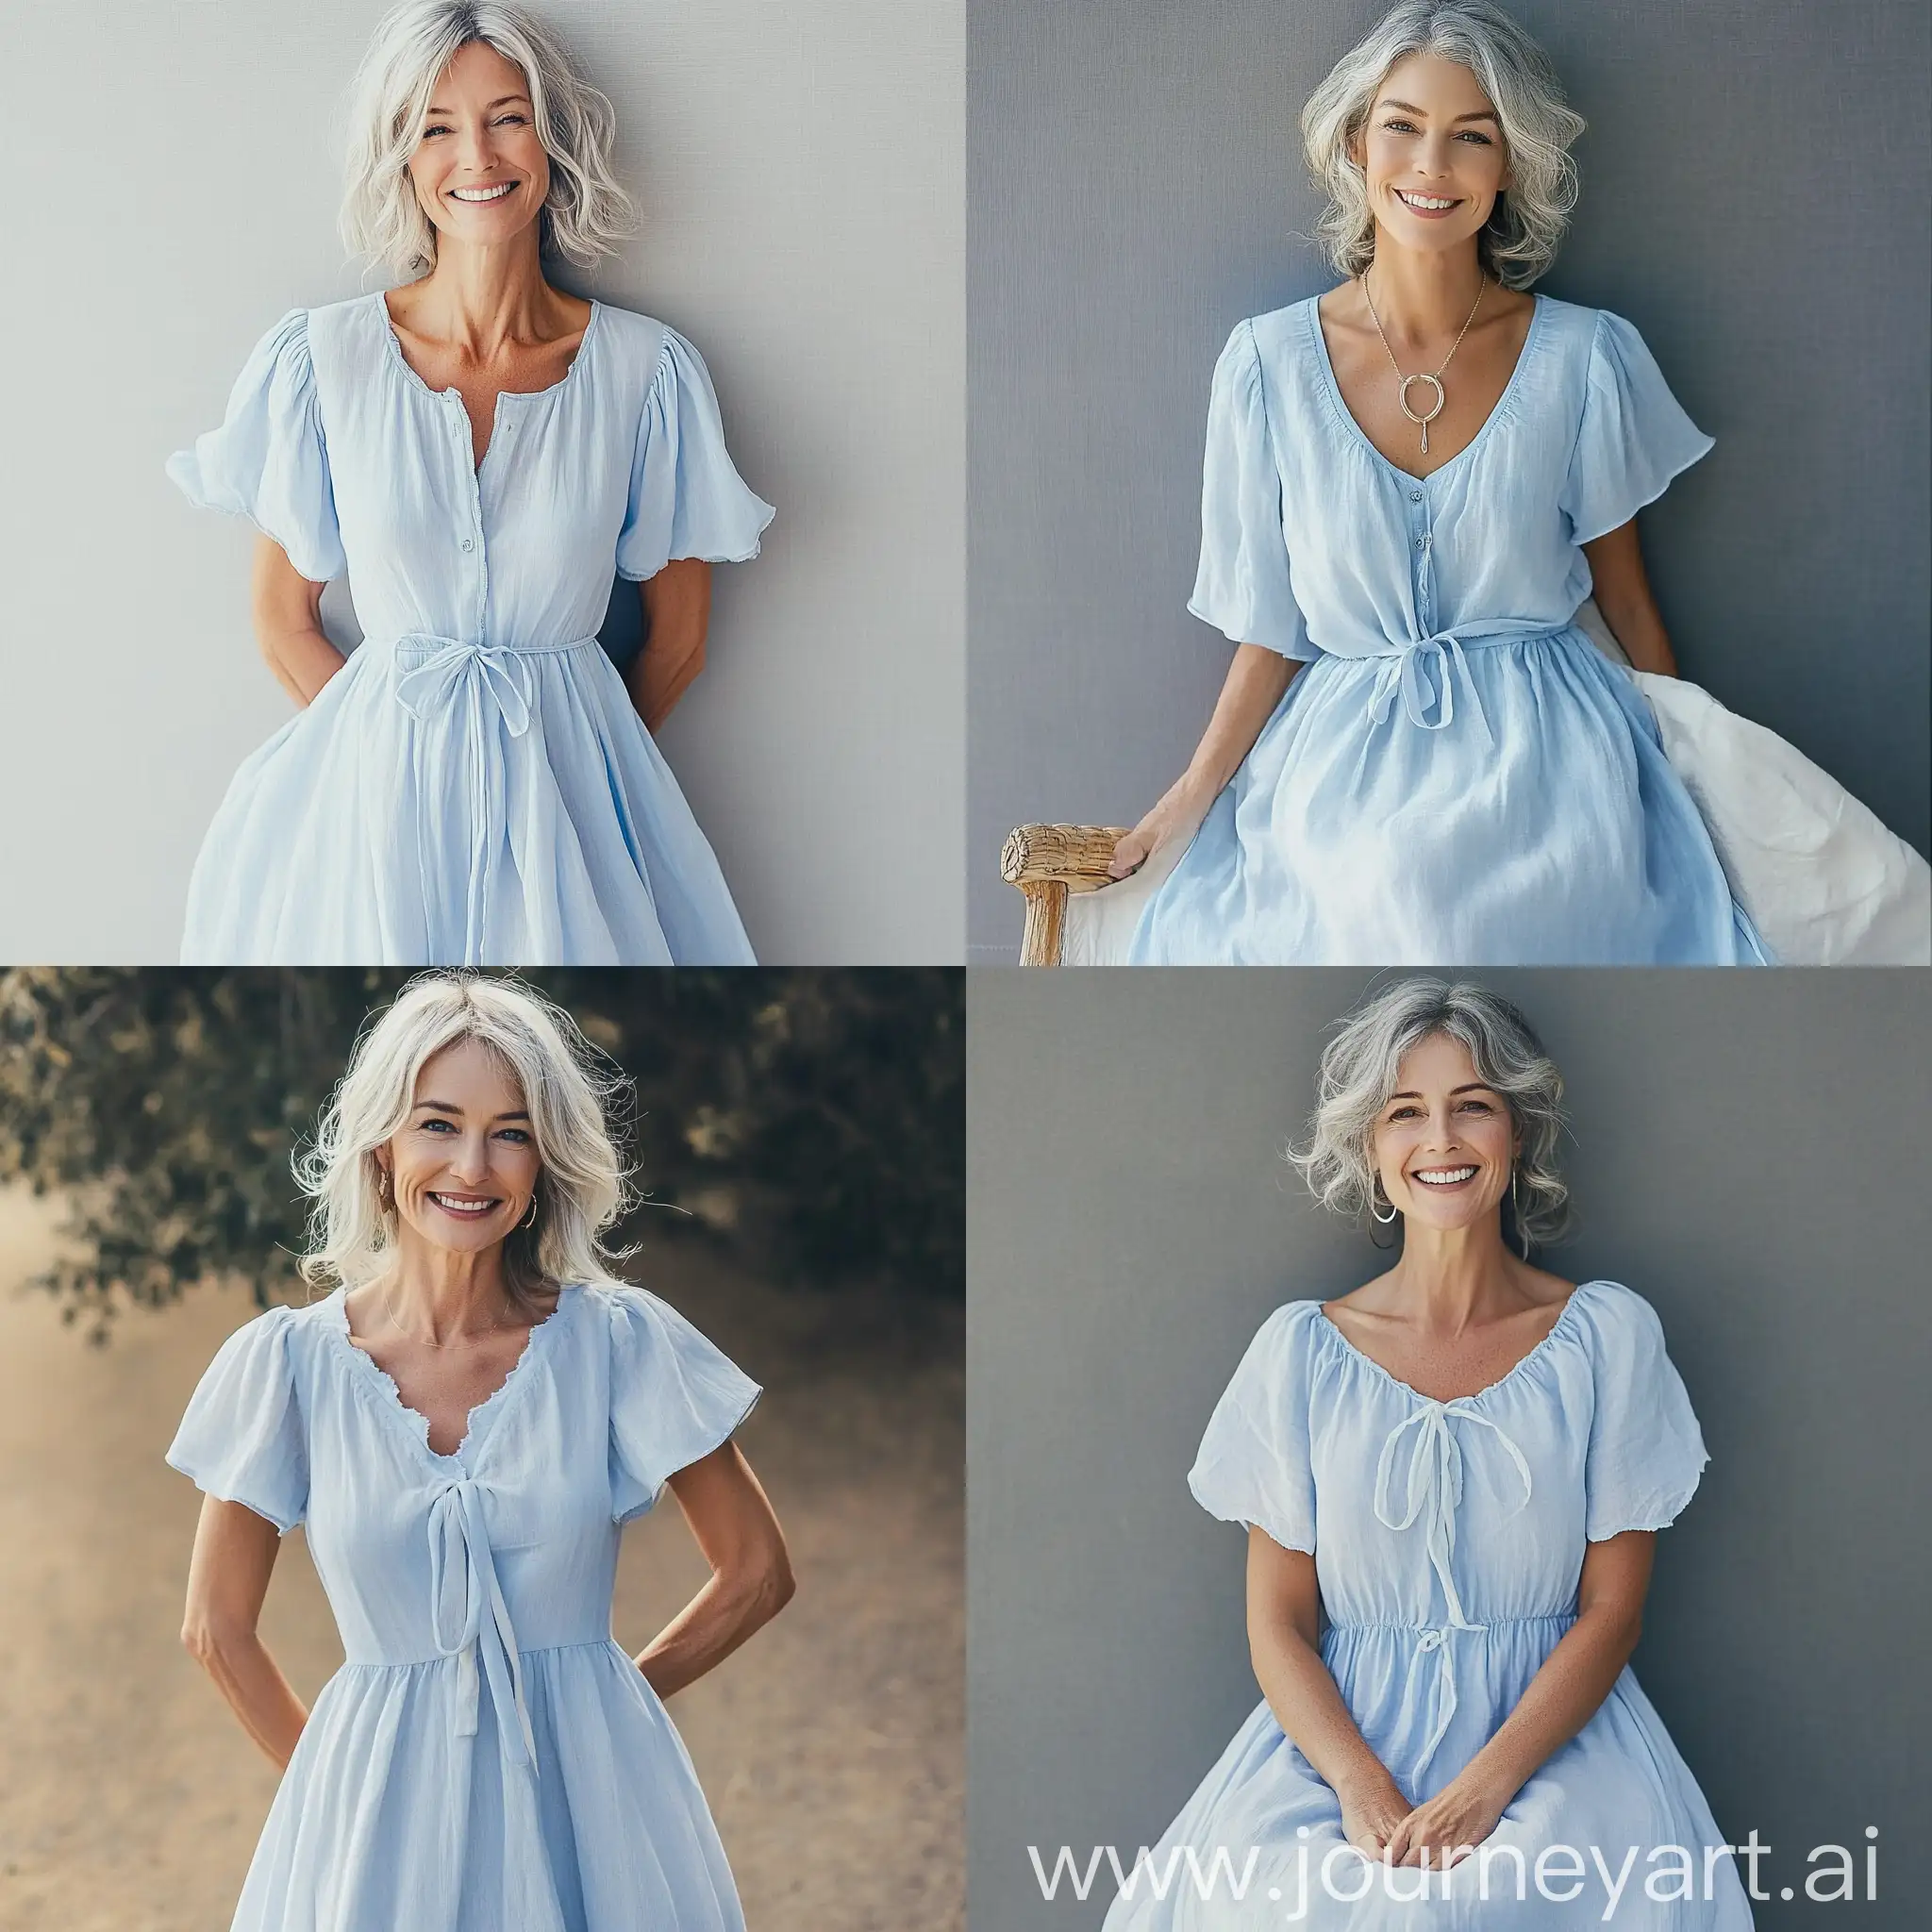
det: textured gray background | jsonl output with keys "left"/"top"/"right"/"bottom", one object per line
{"left": 968, "top": 968, "right": 1931, "bottom": 1925}
{"left": 966, "top": 0, "right": 1932, "bottom": 958}
{"left": 0, "top": 0, "right": 962, "bottom": 964}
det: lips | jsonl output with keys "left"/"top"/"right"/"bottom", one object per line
{"left": 449, "top": 181, "right": 517, "bottom": 204}
{"left": 1394, "top": 188, "right": 1461, "bottom": 216}
{"left": 1409, "top": 1165, "right": 1478, "bottom": 1189}
{"left": 427, "top": 1191, "right": 500, "bottom": 1219}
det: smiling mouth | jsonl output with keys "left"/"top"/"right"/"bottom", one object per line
{"left": 1410, "top": 1165, "right": 1478, "bottom": 1188}
{"left": 1394, "top": 188, "right": 1460, "bottom": 213}
{"left": 427, "top": 1191, "right": 501, "bottom": 1218}
{"left": 450, "top": 181, "right": 517, "bottom": 204}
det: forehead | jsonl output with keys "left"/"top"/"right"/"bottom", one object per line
{"left": 413, "top": 1034, "right": 525, "bottom": 1105}
{"left": 432, "top": 38, "right": 531, "bottom": 102}
{"left": 1390, "top": 1029, "right": 1484, "bottom": 1091}
{"left": 1374, "top": 50, "right": 1498, "bottom": 117}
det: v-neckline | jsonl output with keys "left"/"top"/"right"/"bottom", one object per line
{"left": 375, "top": 291, "right": 602, "bottom": 475}
{"left": 1306, "top": 290, "right": 1545, "bottom": 489}
{"left": 326, "top": 1283, "right": 575, "bottom": 1469}
{"left": 1315, "top": 1277, "right": 1594, "bottom": 1408}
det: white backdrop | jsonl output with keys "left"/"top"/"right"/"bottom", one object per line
{"left": 0, "top": 0, "right": 963, "bottom": 964}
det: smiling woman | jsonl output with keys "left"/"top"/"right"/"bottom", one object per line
{"left": 166, "top": 973, "right": 793, "bottom": 1931}
{"left": 167, "top": 0, "right": 774, "bottom": 965}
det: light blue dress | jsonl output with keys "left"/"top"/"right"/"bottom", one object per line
{"left": 1128, "top": 295, "right": 1770, "bottom": 964}
{"left": 1103, "top": 1282, "right": 1754, "bottom": 1929}
{"left": 168, "top": 294, "right": 774, "bottom": 965}
{"left": 166, "top": 1282, "right": 760, "bottom": 1932}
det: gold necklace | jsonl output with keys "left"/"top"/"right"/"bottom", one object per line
{"left": 1359, "top": 271, "right": 1488, "bottom": 456}
{"left": 378, "top": 1279, "right": 512, "bottom": 1350}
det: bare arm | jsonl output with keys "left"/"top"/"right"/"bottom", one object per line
{"left": 626, "top": 558, "right": 713, "bottom": 734}
{"left": 632, "top": 1441, "right": 794, "bottom": 1701}
{"left": 1386, "top": 1531, "right": 1655, "bottom": 1867}
{"left": 250, "top": 537, "right": 345, "bottom": 707}
{"left": 1108, "top": 644, "right": 1300, "bottom": 877}
{"left": 1581, "top": 521, "right": 1678, "bottom": 676}
{"left": 180, "top": 1496, "right": 309, "bottom": 1770}
{"left": 1246, "top": 1530, "right": 1412, "bottom": 1855}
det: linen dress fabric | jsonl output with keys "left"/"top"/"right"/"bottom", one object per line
{"left": 166, "top": 1283, "right": 760, "bottom": 1932}
{"left": 1128, "top": 294, "right": 1770, "bottom": 965}
{"left": 1103, "top": 1282, "right": 1753, "bottom": 1930}
{"left": 168, "top": 294, "right": 774, "bottom": 965}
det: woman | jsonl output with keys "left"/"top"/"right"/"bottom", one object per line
{"left": 166, "top": 974, "right": 793, "bottom": 1931}
{"left": 1104, "top": 980, "right": 1752, "bottom": 1928}
{"left": 1114, "top": 0, "right": 1771, "bottom": 964}
{"left": 168, "top": 0, "right": 773, "bottom": 965}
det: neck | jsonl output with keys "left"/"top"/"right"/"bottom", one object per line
{"left": 1360, "top": 240, "right": 1489, "bottom": 349}
{"left": 380, "top": 1235, "right": 517, "bottom": 1342}
{"left": 403, "top": 235, "right": 564, "bottom": 355}
{"left": 1382, "top": 1214, "right": 1528, "bottom": 1331}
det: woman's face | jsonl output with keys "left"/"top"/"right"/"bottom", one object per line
{"left": 1351, "top": 51, "right": 1511, "bottom": 261}
{"left": 1369, "top": 1031, "right": 1518, "bottom": 1235}
{"left": 377, "top": 1037, "right": 542, "bottom": 1257}
{"left": 406, "top": 40, "right": 550, "bottom": 256}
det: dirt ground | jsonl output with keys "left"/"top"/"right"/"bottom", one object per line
{"left": 0, "top": 1189, "right": 963, "bottom": 1932}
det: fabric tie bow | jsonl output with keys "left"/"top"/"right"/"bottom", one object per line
{"left": 394, "top": 636, "right": 535, "bottom": 738}
{"left": 1366, "top": 629, "right": 1495, "bottom": 748}
{"left": 427, "top": 1476, "right": 538, "bottom": 1770}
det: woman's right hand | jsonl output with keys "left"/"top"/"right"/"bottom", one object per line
{"left": 1107, "top": 774, "right": 1217, "bottom": 879}
{"left": 1336, "top": 1769, "right": 1414, "bottom": 1858}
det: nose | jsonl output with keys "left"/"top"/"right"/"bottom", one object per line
{"left": 445, "top": 1131, "right": 491, "bottom": 1184}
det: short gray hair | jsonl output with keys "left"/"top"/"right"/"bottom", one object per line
{"left": 1300, "top": 0, "right": 1586, "bottom": 290}
{"left": 1289, "top": 977, "right": 1572, "bottom": 1248}
{"left": 295, "top": 972, "right": 634, "bottom": 1312}
{"left": 340, "top": 0, "right": 638, "bottom": 278}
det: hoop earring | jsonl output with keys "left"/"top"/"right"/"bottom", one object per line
{"left": 376, "top": 1167, "right": 394, "bottom": 1212}
{"left": 1510, "top": 1167, "right": 1531, "bottom": 1257}
{"left": 1369, "top": 1183, "right": 1398, "bottom": 1227}
{"left": 521, "top": 1191, "right": 539, "bottom": 1231}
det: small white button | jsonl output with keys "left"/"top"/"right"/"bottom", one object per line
{"left": 1409, "top": 489, "right": 1423, "bottom": 502}
{"left": 460, "top": 537, "right": 475, "bottom": 552}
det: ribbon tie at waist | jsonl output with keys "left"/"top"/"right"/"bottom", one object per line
{"left": 1373, "top": 1399, "right": 1534, "bottom": 1779}
{"left": 390, "top": 631, "right": 598, "bottom": 735}
{"left": 1362, "top": 620, "right": 1574, "bottom": 748}
{"left": 428, "top": 1476, "right": 538, "bottom": 1771}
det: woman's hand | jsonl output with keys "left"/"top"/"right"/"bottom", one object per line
{"left": 1108, "top": 774, "right": 1217, "bottom": 878}
{"left": 1335, "top": 1767, "right": 1415, "bottom": 1857}
{"left": 1384, "top": 1768, "right": 1511, "bottom": 1868}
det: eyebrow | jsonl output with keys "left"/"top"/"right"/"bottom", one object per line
{"left": 424, "top": 94, "right": 532, "bottom": 114}
{"left": 1377, "top": 99, "right": 1499, "bottom": 123}
{"left": 411, "top": 1100, "right": 531, "bottom": 1121}
{"left": 1387, "top": 1083, "right": 1498, "bottom": 1100}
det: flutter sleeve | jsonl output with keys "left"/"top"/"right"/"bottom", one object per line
{"left": 1575, "top": 1282, "right": 1710, "bottom": 1541}
{"left": 1559, "top": 308, "right": 1715, "bottom": 547}
{"left": 615, "top": 325, "right": 776, "bottom": 581}
{"left": 1186, "top": 320, "right": 1312, "bottom": 660}
{"left": 606, "top": 1285, "right": 762, "bottom": 1524}
{"left": 164, "top": 1307, "right": 308, "bottom": 1535}
{"left": 1187, "top": 1300, "right": 1322, "bottom": 1554}
{"left": 165, "top": 308, "right": 346, "bottom": 585}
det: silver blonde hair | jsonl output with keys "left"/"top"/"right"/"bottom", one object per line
{"left": 340, "top": 0, "right": 638, "bottom": 278}
{"left": 1300, "top": 0, "right": 1586, "bottom": 290}
{"left": 1289, "top": 977, "right": 1572, "bottom": 1248}
{"left": 296, "top": 972, "right": 634, "bottom": 1309}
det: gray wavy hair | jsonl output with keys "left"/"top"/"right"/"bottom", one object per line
{"left": 1288, "top": 977, "right": 1572, "bottom": 1249}
{"left": 340, "top": 0, "right": 638, "bottom": 278}
{"left": 295, "top": 972, "right": 634, "bottom": 1312}
{"left": 1299, "top": 0, "right": 1586, "bottom": 290}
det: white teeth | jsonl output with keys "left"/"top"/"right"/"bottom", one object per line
{"left": 430, "top": 1192, "right": 495, "bottom": 1214}
{"left": 1397, "top": 191, "right": 1457, "bottom": 210}
{"left": 451, "top": 183, "right": 515, "bottom": 203}
{"left": 1413, "top": 1166, "right": 1477, "bottom": 1185}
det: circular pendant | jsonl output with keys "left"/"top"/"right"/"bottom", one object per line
{"left": 1396, "top": 372, "right": 1445, "bottom": 426}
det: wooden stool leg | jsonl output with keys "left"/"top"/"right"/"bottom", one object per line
{"left": 1017, "top": 879, "right": 1068, "bottom": 966}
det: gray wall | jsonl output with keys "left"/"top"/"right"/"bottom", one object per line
{"left": 0, "top": 0, "right": 962, "bottom": 965}
{"left": 968, "top": 969, "right": 1931, "bottom": 1925}
{"left": 967, "top": 0, "right": 1932, "bottom": 958}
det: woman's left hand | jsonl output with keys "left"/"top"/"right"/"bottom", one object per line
{"left": 1382, "top": 1770, "right": 1510, "bottom": 1869}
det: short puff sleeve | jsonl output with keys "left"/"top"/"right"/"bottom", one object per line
{"left": 1186, "top": 321, "right": 1312, "bottom": 661}
{"left": 1560, "top": 309, "right": 1714, "bottom": 547}
{"left": 615, "top": 326, "right": 775, "bottom": 581}
{"left": 1574, "top": 1281, "right": 1709, "bottom": 1541}
{"left": 1187, "top": 1300, "right": 1321, "bottom": 1554}
{"left": 164, "top": 1307, "right": 308, "bottom": 1535}
{"left": 166, "top": 309, "right": 346, "bottom": 585}
{"left": 606, "top": 1286, "right": 762, "bottom": 1524}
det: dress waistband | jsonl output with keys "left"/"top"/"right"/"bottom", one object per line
{"left": 1354, "top": 619, "right": 1575, "bottom": 743}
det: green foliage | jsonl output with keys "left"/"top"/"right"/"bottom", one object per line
{"left": 0, "top": 969, "right": 962, "bottom": 1337}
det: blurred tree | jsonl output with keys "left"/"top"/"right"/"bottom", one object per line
{"left": 0, "top": 969, "right": 961, "bottom": 1338}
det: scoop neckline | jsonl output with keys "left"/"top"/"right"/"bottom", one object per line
{"left": 325, "top": 1280, "right": 578, "bottom": 1467}
{"left": 1304, "top": 288, "right": 1545, "bottom": 490}
{"left": 374, "top": 290, "right": 604, "bottom": 408}
{"left": 1312, "top": 1276, "right": 1599, "bottom": 1408}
